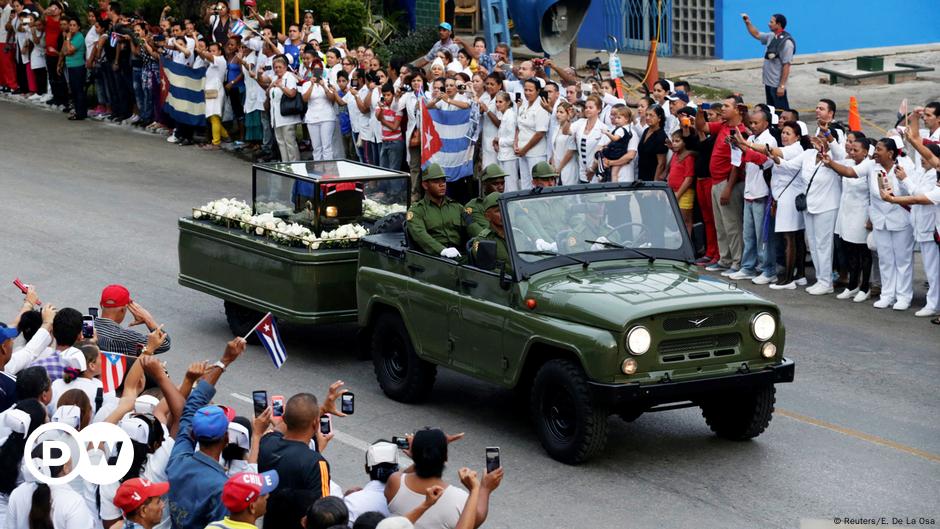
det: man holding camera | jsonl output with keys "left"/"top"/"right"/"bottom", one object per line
{"left": 742, "top": 12, "right": 794, "bottom": 109}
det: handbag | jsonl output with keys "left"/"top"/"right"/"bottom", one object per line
{"left": 794, "top": 162, "right": 822, "bottom": 212}
{"left": 279, "top": 89, "right": 306, "bottom": 116}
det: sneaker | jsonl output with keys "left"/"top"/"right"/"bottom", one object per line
{"left": 729, "top": 269, "right": 757, "bottom": 280}
{"left": 872, "top": 297, "right": 895, "bottom": 309}
{"left": 836, "top": 287, "right": 859, "bottom": 300}
{"left": 752, "top": 274, "right": 778, "bottom": 285}
{"left": 914, "top": 307, "right": 939, "bottom": 317}
{"left": 807, "top": 284, "right": 834, "bottom": 296}
{"left": 27, "top": 93, "right": 42, "bottom": 101}
{"left": 852, "top": 290, "right": 871, "bottom": 303}
{"left": 803, "top": 282, "right": 818, "bottom": 292}
{"left": 794, "top": 277, "right": 808, "bottom": 286}
{"left": 38, "top": 93, "right": 52, "bottom": 103}
{"left": 892, "top": 300, "right": 910, "bottom": 311}
{"left": 166, "top": 134, "right": 179, "bottom": 144}
{"left": 769, "top": 281, "right": 797, "bottom": 290}
{"left": 720, "top": 268, "right": 739, "bottom": 277}
{"left": 705, "top": 263, "right": 728, "bottom": 272}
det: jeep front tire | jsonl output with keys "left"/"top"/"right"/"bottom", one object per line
{"left": 371, "top": 312, "right": 437, "bottom": 403}
{"left": 700, "top": 385, "right": 776, "bottom": 440}
{"left": 531, "top": 359, "right": 608, "bottom": 464}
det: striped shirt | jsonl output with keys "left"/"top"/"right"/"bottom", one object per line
{"left": 28, "top": 348, "right": 71, "bottom": 381}
{"left": 380, "top": 106, "right": 403, "bottom": 142}
{"left": 94, "top": 317, "right": 171, "bottom": 356}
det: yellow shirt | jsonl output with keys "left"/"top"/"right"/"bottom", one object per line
{"left": 204, "top": 517, "right": 259, "bottom": 529}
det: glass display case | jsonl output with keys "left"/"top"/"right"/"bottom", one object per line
{"left": 252, "top": 160, "right": 410, "bottom": 234}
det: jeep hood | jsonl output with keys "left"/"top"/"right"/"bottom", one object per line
{"left": 523, "top": 263, "right": 765, "bottom": 331}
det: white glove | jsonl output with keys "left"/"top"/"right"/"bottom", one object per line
{"left": 590, "top": 236, "right": 610, "bottom": 251}
{"left": 535, "top": 239, "right": 558, "bottom": 252}
{"left": 440, "top": 247, "right": 461, "bottom": 259}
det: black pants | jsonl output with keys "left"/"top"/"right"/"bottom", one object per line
{"left": 15, "top": 60, "right": 28, "bottom": 93}
{"left": 32, "top": 66, "right": 47, "bottom": 95}
{"left": 47, "top": 55, "right": 68, "bottom": 105}
{"left": 67, "top": 65, "right": 87, "bottom": 118}
{"left": 843, "top": 240, "right": 872, "bottom": 292}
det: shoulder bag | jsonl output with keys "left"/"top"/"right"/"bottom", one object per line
{"left": 279, "top": 84, "right": 306, "bottom": 116}
{"left": 794, "top": 162, "right": 822, "bottom": 212}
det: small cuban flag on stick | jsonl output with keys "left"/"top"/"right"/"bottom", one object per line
{"left": 230, "top": 18, "right": 247, "bottom": 37}
{"left": 246, "top": 312, "right": 287, "bottom": 368}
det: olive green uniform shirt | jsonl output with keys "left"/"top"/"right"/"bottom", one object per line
{"left": 406, "top": 196, "right": 481, "bottom": 255}
{"left": 464, "top": 197, "right": 489, "bottom": 232}
{"left": 513, "top": 199, "right": 562, "bottom": 243}
{"left": 471, "top": 228, "right": 513, "bottom": 274}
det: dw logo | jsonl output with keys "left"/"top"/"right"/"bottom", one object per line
{"left": 23, "top": 422, "right": 135, "bottom": 486}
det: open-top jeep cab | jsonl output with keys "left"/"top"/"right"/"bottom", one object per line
{"left": 357, "top": 181, "right": 794, "bottom": 464}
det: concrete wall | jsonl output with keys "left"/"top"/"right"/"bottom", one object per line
{"left": 575, "top": 0, "right": 940, "bottom": 59}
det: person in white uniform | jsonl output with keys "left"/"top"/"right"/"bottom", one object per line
{"left": 824, "top": 138, "right": 915, "bottom": 310}
{"left": 478, "top": 74, "right": 501, "bottom": 168}
{"left": 893, "top": 141, "right": 939, "bottom": 317}
{"left": 514, "top": 79, "right": 551, "bottom": 190}
{"left": 550, "top": 102, "right": 578, "bottom": 186}
{"left": 833, "top": 135, "right": 874, "bottom": 302}
{"left": 493, "top": 91, "right": 520, "bottom": 191}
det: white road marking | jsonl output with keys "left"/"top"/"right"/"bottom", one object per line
{"left": 229, "top": 392, "right": 373, "bottom": 452}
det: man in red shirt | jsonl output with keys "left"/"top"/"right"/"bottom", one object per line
{"left": 43, "top": 0, "right": 68, "bottom": 106}
{"left": 696, "top": 94, "right": 748, "bottom": 273}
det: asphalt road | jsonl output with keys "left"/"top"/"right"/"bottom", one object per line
{"left": 1, "top": 100, "right": 938, "bottom": 529}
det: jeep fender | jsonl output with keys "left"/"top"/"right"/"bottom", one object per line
{"left": 509, "top": 318, "right": 620, "bottom": 387}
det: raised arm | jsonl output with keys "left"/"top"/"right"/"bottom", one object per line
{"left": 741, "top": 13, "right": 761, "bottom": 39}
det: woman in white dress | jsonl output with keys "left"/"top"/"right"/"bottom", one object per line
{"left": 549, "top": 102, "right": 577, "bottom": 186}
{"left": 567, "top": 95, "right": 609, "bottom": 183}
{"left": 301, "top": 65, "right": 337, "bottom": 160}
{"left": 833, "top": 135, "right": 874, "bottom": 302}
{"left": 493, "top": 91, "right": 520, "bottom": 191}
{"left": 514, "top": 78, "right": 551, "bottom": 190}
{"left": 267, "top": 55, "right": 301, "bottom": 162}
{"left": 196, "top": 42, "right": 228, "bottom": 149}
{"left": 478, "top": 74, "right": 502, "bottom": 168}
{"left": 824, "top": 138, "right": 915, "bottom": 310}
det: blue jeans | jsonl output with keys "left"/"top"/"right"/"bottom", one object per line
{"left": 380, "top": 139, "right": 404, "bottom": 170}
{"left": 742, "top": 198, "right": 778, "bottom": 276}
{"left": 133, "top": 66, "right": 154, "bottom": 122}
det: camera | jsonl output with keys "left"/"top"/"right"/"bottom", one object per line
{"left": 539, "top": 88, "right": 548, "bottom": 100}
{"left": 531, "top": 58, "right": 545, "bottom": 68}
{"left": 392, "top": 436, "right": 409, "bottom": 449}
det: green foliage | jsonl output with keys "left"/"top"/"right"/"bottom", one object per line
{"left": 361, "top": 3, "right": 401, "bottom": 48}
{"left": 375, "top": 26, "right": 438, "bottom": 64}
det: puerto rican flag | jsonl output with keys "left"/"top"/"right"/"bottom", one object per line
{"left": 100, "top": 352, "right": 127, "bottom": 394}
{"left": 253, "top": 313, "right": 287, "bottom": 369}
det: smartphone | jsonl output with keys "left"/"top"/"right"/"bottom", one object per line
{"left": 13, "top": 278, "right": 28, "bottom": 295}
{"left": 514, "top": 92, "right": 522, "bottom": 105}
{"left": 271, "top": 395, "right": 285, "bottom": 419}
{"left": 319, "top": 414, "right": 332, "bottom": 435}
{"left": 313, "top": 67, "right": 323, "bottom": 79}
{"left": 340, "top": 392, "right": 354, "bottom": 414}
{"left": 252, "top": 390, "right": 268, "bottom": 417}
{"left": 392, "top": 436, "right": 409, "bottom": 449}
{"left": 485, "top": 446, "right": 500, "bottom": 473}
{"left": 88, "top": 307, "right": 98, "bottom": 318}
{"left": 81, "top": 315, "right": 95, "bottom": 339}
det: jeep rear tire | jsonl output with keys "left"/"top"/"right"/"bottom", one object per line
{"left": 531, "top": 359, "right": 608, "bottom": 464}
{"left": 700, "top": 385, "right": 776, "bottom": 440}
{"left": 223, "top": 301, "right": 263, "bottom": 344}
{"left": 371, "top": 312, "right": 436, "bottom": 403}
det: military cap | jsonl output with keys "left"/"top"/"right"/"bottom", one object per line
{"left": 422, "top": 163, "right": 447, "bottom": 181}
{"left": 480, "top": 164, "right": 508, "bottom": 182}
{"left": 531, "top": 161, "right": 558, "bottom": 180}
{"left": 482, "top": 192, "right": 501, "bottom": 211}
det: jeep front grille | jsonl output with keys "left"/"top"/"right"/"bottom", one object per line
{"left": 662, "top": 310, "right": 737, "bottom": 332}
{"left": 658, "top": 333, "right": 741, "bottom": 363}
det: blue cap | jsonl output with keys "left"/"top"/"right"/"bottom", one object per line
{"left": 0, "top": 324, "right": 18, "bottom": 342}
{"left": 193, "top": 405, "right": 229, "bottom": 440}
{"left": 439, "top": 22, "right": 452, "bottom": 31}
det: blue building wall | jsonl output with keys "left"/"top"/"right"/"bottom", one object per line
{"left": 576, "top": 0, "right": 940, "bottom": 59}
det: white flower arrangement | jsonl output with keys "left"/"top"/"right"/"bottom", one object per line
{"left": 193, "top": 197, "right": 368, "bottom": 249}
{"left": 255, "top": 201, "right": 293, "bottom": 215}
{"left": 362, "top": 198, "right": 407, "bottom": 219}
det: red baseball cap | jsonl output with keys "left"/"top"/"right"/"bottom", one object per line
{"left": 243, "top": 0, "right": 255, "bottom": 5}
{"left": 100, "top": 284, "right": 132, "bottom": 308}
{"left": 222, "top": 471, "right": 279, "bottom": 512}
{"left": 114, "top": 478, "right": 169, "bottom": 514}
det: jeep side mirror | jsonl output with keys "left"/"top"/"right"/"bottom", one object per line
{"left": 475, "top": 240, "right": 498, "bottom": 270}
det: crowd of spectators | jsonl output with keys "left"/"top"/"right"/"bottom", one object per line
{"left": 1, "top": 3, "right": 937, "bottom": 318}
{"left": 0, "top": 284, "right": 504, "bottom": 529}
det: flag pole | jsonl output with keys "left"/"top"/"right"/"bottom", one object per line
{"left": 244, "top": 312, "right": 272, "bottom": 338}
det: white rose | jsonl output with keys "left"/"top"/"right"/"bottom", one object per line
{"left": 255, "top": 226, "right": 265, "bottom": 235}
{"left": 193, "top": 210, "right": 203, "bottom": 219}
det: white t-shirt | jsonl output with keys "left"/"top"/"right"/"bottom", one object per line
{"left": 6, "top": 482, "right": 95, "bottom": 529}
{"left": 29, "top": 30, "right": 45, "bottom": 69}
{"left": 367, "top": 85, "right": 384, "bottom": 143}
{"left": 344, "top": 480, "right": 391, "bottom": 523}
{"left": 302, "top": 81, "right": 335, "bottom": 124}
{"left": 516, "top": 98, "right": 551, "bottom": 158}
{"left": 740, "top": 129, "right": 777, "bottom": 199}
{"left": 84, "top": 26, "right": 98, "bottom": 61}
{"left": 0, "top": 5, "right": 11, "bottom": 43}
{"left": 50, "top": 377, "right": 103, "bottom": 413}
{"left": 496, "top": 107, "right": 518, "bottom": 161}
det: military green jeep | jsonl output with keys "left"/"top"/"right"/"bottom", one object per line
{"left": 357, "top": 182, "right": 794, "bottom": 464}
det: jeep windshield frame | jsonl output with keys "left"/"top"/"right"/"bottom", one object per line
{"left": 500, "top": 182, "right": 696, "bottom": 280}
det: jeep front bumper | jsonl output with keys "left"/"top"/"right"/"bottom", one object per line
{"left": 588, "top": 358, "right": 795, "bottom": 408}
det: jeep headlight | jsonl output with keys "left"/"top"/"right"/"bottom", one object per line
{"left": 751, "top": 312, "right": 776, "bottom": 341}
{"left": 625, "top": 326, "right": 651, "bottom": 355}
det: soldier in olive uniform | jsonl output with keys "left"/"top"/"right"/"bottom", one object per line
{"left": 406, "top": 163, "right": 481, "bottom": 259}
{"left": 564, "top": 192, "right": 615, "bottom": 252}
{"left": 465, "top": 164, "right": 507, "bottom": 231}
{"left": 512, "top": 162, "right": 562, "bottom": 251}
{"left": 471, "top": 192, "right": 513, "bottom": 274}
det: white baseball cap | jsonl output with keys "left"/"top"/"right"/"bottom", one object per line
{"left": 135, "top": 395, "right": 160, "bottom": 415}
{"left": 366, "top": 441, "right": 399, "bottom": 468}
{"left": 376, "top": 517, "right": 414, "bottom": 529}
{"left": 228, "top": 422, "right": 250, "bottom": 450}
{"left": 796, "top": 120, "right": 809, "bottom": 136}
{"left": 4, "top": 408, "right": 31, "bottom": 434}
{"left": 120, "top": 417, "right": 151, "bottom": 445}
{"left": 61, "top": 348, "right": 87, "bottom": 371}
{"left": 52, "top": 405, "right": 82, "bottom": 429}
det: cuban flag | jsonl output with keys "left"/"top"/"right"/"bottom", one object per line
{"left": 422, "top": 102, "right": 476, "bottom": 182}
{"left": 100, "top": 352, "right": 127, "bottom": 394}
{"left": 230, "top": 18, "right": 247, "bottom": 37}
{"left": 160, "top": 58, "right": 207, "bottom": 127}
{"left": 252, "top": 313, "right": 287, "bottom": 369}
